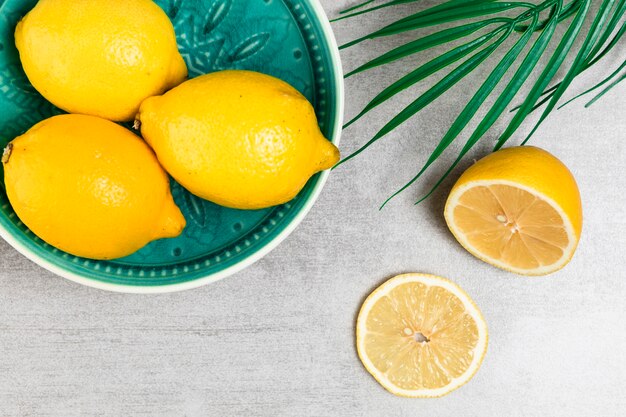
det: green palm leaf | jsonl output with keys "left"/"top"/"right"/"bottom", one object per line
{"left": 389, "top": 2, "right": 562, "bottom": 206}
{"left": 584, "top": 69, "right": 626, "bottom": 106}
{"left": 559, "top": 59, "right": 626, "bottom": 108}
{"left": 338, "top": 30, "right": 509, "bottom": 167}
{"left": 418, "top": 4, "right": 563, "bottom": 204}
{"left": 339, "top": 1, "right": 526, "bottom": 48}
{"left": 523, "top": 0, "right": 614, "bottom": 144}
{"left": 336, "top": 0, "right": 625, "bottom": 206}
{"left": 515, "top": 1, "right": 626, "bottom": 112}
{"left": 381, "top": 12, "right": 541, "bottom": 208}
{"left": 496, "top": 0, "right": 592, "bottom": 149}
{"left": 335, "top": 0, "right": 496, "bottom": 23}
{"left": 343, "top": 26, "right": 507, "bottom": 129}
{"left": 344, "top": 18, "right": 509, "bottom": 77}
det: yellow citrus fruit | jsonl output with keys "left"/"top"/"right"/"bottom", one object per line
{"left": 2, "top": 114, "right": 185, "bottom": 260}
{"left": 15, "top": 0, "right": 187, "bottom": 122}
{"left": 444, "top": 146, "right": 582, "bottom": 276}
{"left": 356, "top": 273, "right": 488, "bottom": 398}
{"left": 137, "top": 70, "right": 340, "bottom": 210}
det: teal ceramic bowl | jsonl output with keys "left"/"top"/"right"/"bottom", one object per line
{"left": 0, "top": 0, "right": 343, "bottom": 292}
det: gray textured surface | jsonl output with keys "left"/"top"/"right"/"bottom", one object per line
{"left": 1, "top": 1, "right": 626, "bottom": 415}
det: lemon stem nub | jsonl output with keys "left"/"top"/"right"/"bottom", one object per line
{"left": 318, "top": 139, "right": 340, "bottom": 171}
{"left": 2, "top": 143, "right": 13, "bottom": 164}
{"left": 133, "top": 119, "right": 141, "bottom": 130}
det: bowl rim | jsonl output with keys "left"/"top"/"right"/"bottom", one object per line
{"left": 0, "top": 0, "right": 344, "bottom": 293}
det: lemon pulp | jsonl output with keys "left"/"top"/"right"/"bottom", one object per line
{"left": 445, "top": 146, "right": 582, "bottom": 275}
{"left": 357, "top": 273, "right": 488, "bottom": 397}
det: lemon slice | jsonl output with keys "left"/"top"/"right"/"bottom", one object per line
{"left": 444, "top": 146, "right": 582, "bottom": 276}
{"left": 356, "top": 273, "right": 488, "bottom": 398}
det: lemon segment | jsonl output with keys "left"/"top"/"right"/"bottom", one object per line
{"left": 137, "top": 70, "right": 340, "bottom": 210}
{"left": 445, "top": 146, "right": 582, "bottom": 275}
{"left": 356, "top": 273, "right": 488, "bottom": 398}
{"left": 2, "top": 114, "right": 185, "bottom": 260}
{"left": 14, "top": 0, "right": 187, "bottom": 121}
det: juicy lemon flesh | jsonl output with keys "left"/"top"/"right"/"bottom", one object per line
{"left": 362, "top": 283, "right": 480, "bottom": 391}
{"left": 138, "top": 70, "right": 340, "bottom": 210}
{"left": 3, "top": 114, "right": 185, "bottom": 260}
{"left": 445, "top": 146, "right": 582, "bottom": 275}
{"left": 453, "top": 184, "right": 570, "bottom": 271}
{"left": 15, "top": 0, "right": 187, "bottom": 121}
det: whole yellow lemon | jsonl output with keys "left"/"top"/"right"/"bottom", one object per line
{"left": 2, "top": 114, "right": 186, "bottom": 260}
{"left": 137, "top": 70, "right": 340, "bottom": 210}
{"left": 14, "top": 0, "right": 187, "bottom": 122}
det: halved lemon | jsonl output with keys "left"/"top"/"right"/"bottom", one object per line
{"left": 445, "top": 146, "right": 582, "bottom": 276}
{"left": 356, "top": 273, "right": 488, "bottom": 398}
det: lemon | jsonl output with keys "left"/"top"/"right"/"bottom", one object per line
{"left": 2, "top": 114, "right": 185, "bottom": 260}
{"left": 356, "top": 273, "right": 488, "bottom": 398}
{"left": 444, "top": 146, "right": 582, "bottom": 276}
{"left": 15, "top": 0, "right": 187, "bottom": 122}
{"left": 137, "top": 70, "right": 340, "bottom": 210}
